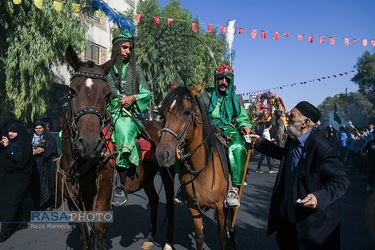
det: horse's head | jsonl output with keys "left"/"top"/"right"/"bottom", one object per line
{"left": 65, "top": 45, "right": 115, "bottom": 159}
{"left": 156, "top": 82, "right": 205, "bottom": 167}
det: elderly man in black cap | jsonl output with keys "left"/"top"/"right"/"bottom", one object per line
{"left": 250, "top": 101, "right": 350, "bottom": 249}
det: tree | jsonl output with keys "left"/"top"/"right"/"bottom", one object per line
{"left": 318, "top": 92, "right": 375, "bottom": 129}
{"left": 131, "top": 0, "right": 228, "bottom": 106}
{"left": 0, "top": 1, "right": 90, "bottom": 122}
{"left": 352, "top": 51, "right": 375, "bottom": 104}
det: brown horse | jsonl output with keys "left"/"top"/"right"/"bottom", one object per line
{"left": 57, "top": 45, "right": 175, "bottom": 250}
{"left": 155, "top": 83, "right": 237, "bottom": 250}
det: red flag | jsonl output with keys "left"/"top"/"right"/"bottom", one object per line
{"left": 153, "top": 16, "right": 160, "bottom": 25}
{"left": 284, "top": 32, "right": 290, "bottom": 37}
{"left": 352, "top": 38, "right": 357, "bottom": 45}
{"left": 261, "top": 30, "right": 266, "bottom": 40}
{"left": 344, "top": 38, "right": 349, "bottom": 46}
{"left": 167, "top": 18, "right": 173, "bottom": 25}
{"left": 372, "top": 40, "right": 375, "bottom": 46}
{"left": 297, "top": 34, "right": 302, "bottom": 41}
{"left": 207, "top": 24, "right": 213, "bottom": 32}
{"left": 251, "top": 29, "right": 257, "bottom": 38}
{"left": 330, "top": 37, "right": 335, "bottom": 45}
{"left": 192, "top": 22, "right": 198, "bottom": 32}
{"left": 136, "top": 14, "right": 143, "bottom": 24}
{"left": 363, "top": 39, "right": 368, "bottom": 46}
{"left": 274, "top": 32, "right": 279, "bottom": 41}
{"left": 220, "top": 26, "right": 226, "bottom": 34}
{"left": 320, "top": 36, "right": 325, "bottom": 44}
{"left": 239, "top": 28, "right": 244, "bottom": 34}
{"left": 308, "top": 35, "right": 313, "bottom": 43}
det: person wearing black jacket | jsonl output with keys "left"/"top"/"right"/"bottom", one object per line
{"left": 0, "top": 118, "right": 34, "bottom": 242}
{"left": 250, "top": 101, "right": 350, "bottom": 249}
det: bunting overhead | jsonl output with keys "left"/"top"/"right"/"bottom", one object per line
{"left": 11, "top": 0, "right": 373, "bottom": 47}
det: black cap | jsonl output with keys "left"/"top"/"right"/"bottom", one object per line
{"left": 295, "top": 101, "right": 321, "bottom": 123}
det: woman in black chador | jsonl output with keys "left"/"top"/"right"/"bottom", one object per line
{"left": 30, "top": 120, "right": 58, "bottom": 210}
{"left": 0, "top": 118, "right": 34, "bottom": 242}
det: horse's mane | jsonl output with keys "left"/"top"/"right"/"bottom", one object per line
{"left": 161, "top": 86, "right": 219, "bottom": 165}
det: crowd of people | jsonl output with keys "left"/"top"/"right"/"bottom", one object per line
{"left": 324, "top": 122, "right": 375, "bottom": 191}
{"left": 0, "top": 118, "right": 59, "bottom": 242}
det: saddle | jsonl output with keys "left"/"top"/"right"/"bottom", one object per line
{"left": 136, "top": 138, "right": 156, "bottom": 162}
{"left": 216, "top": 137, "right": 230, "bottom": 183}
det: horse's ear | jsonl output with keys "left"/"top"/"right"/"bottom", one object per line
{"left": 66, "top": 45, "right": 82, "bottom": 71}
{"left": 101, "top": 55, "right": 116, "bottom": 75}
{"left": 191, "top": 81, "right": 205, "bottom": 97}
{"left": 171, "top": 81, "right": 179, "bottom": 90}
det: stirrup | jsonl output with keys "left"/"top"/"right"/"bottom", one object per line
{"left": 224, "top": 188, "right": 240, "bottom": 208}
{"left": 112, "top": 185, "right": 128, "bottom": 206}
{"left": 112, "top": 169, "right": 128, "bottom": 206}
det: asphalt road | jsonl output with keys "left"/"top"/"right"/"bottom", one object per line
{"left": 1, "top": 152, "right": 374, "bottom": 249}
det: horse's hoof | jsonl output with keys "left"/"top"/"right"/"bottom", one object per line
{"left": 141, "top": 241, "right": 154, "bottom": 250}
{"left": 163, "top": 243, "right": 173, "bottom": 250}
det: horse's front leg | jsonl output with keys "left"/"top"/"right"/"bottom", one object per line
{"left": 159, "top": 168, "right": 175, "bottom": 250}
{"left": 141, "top": 181, "right": 159, "bottom": 250}
{"left": 94, "top": 223, "right": 108, "bottom": 250}
{"left": 78, "top": 223, "right": 93, "bottom": 250}
{"left": 188, "top": 207, "right": 204, "bottom": 250}
{"left": 92, "top": 165, "right": 113, "bottom": 250}
{"left": 216, "top": 205, "right": 228, "bottom": 250}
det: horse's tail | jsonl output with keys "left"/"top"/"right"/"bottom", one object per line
{"left": 365, "top": 192, "right": 375, "bottom": 242}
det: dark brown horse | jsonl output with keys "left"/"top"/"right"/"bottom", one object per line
{"left": 57, "top": 46, "right": 175, "bottom": 250}
{"left": 155, "top": 83, "right": 237, "bottom": 250}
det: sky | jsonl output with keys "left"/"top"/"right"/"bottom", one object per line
{"left": 157, "top": 0, "right": 375, "bottom": 111}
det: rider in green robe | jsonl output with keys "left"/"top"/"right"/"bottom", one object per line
{"left": 199, "top": 64, "right": 253, "bottom": 207}
{"left": 106, "top": 28, "right": 152, "bottom": 205}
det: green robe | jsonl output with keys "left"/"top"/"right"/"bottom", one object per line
{"left": 200, "top": 83, "right": 252, "bottom": 186}
{"left": 106, "top": 63, "right": 152, "bottom": 168}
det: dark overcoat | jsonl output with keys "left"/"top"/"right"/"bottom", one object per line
{"left": 256, "top": 128, "right": 350, "bottom": 249}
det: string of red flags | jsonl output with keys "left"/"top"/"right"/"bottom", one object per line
{"left": 239, "top": 69, "right": 367, "bottom": 98}
{"left": 136, "top": 14, "right": 374, "bottom": 47}
{"left": 11, "top": 0, "right": 374, "bottom": 47}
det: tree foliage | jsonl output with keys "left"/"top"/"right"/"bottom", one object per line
{"left": 351, "top": 51, "right": 375, "bottom": 104}
{"left": 0, "top": 0, "right": 90, "bottom": 122}
{"left": 131, "top": 0, "right": 228, "bottom": 106}
{"left": 318, "top": 92, "right": 375, "bottom": 129}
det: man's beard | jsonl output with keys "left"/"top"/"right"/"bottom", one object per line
{"left": 287, "top": 121, "right": 302, "bottom": 139}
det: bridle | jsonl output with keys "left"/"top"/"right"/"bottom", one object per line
{"left": 61, "top": 70, "right": 113, "bottom": 181}
{"left": 159, "top": 94, "right": 209, "bottom": 213}
{"left": 159, "top": 95, "right": 209, "bottom": 177}
{"left": 67, "top": 71, "right": 110, "bottom": 138}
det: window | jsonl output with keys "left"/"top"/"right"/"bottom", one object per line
{"left": 84, "top": 44, "right": 100, "bottom": 64}
{"left": 88, "top": 12, "right": 101, "bottom": 22}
